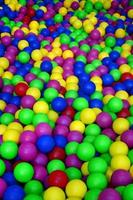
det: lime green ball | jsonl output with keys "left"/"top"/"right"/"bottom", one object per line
{"left": 85, "top": 189, "right": 101, "bottom": 200}
{"left": 18, "top": 51, "right": 30, "bottom": 64}
{"left": 38, "top": 72, "right": 50, "bottom": 83}
{"left": 85, "top": 124, "right": 101, "bottom": 136}
{"left": 19, "top": 0, "right": 26, "bottom": 6}
{"left": 85, "top": 64, "right": 95, "bottom": 74}
{"left": 0, "top": 113, "right": 14, "bottom": 125}
{"left": 0, "top": 159, "right": 6, "bottom": 176}
{"left": 127, "top": 116, "right": 133, "bottom": 126}
{"left": 74, "top": 111, "right": 81, "bottom": 120}
{"left": 123, "top": 184, "right": 133, "bottom": 200}
{"left": 110, "top": 69, "right": 121, "bottom": 81}
{"left": 72, "top": 97, "right": 89, "bottom": 111}
{"left": 80, "top": 44, "right": 90, "bottom": 53}
{"left": 24, "top": 194, "right": 43, "bottom": 200}
{"left": 83, "top": 135, "right": 96, "bottom": 143}
{"left": 32, "top": 113, "right": 49, "bottom": 126}
{"left": 0, "top": 141, "right": 18, "bottom": 160}
{"left": 12, "top": 75, "right": 24, "bottom": 85}
{"left": 65, "top": 90, "right": 78, "bottom": 99}
{"left": 88, "top": 157, "right": 108, "bottom": 173}
{"left": 93, "top": 44, "right": 102, "bottom": 52}
{"left": 65, "top": 142, "right": 79, "bottom": 155}
{"left": 47, "top": 159, "right": 65, "bottom": 174}
{"left": 30, "top": 79, "right": 44, "bottom": 90}
{"left": 91, "top": 91, "right": 103, "bottom": 100}
{"left": 76, "top": 55, "right": 87, "bottom": 63}
{"left": 24, "top": 180, "right": 43, "bottom": 195}
{"left": 128, "top": 150, "right": 133, "bottom": 164}
{"left": 48, "top": 120, "right": 55, "bottom": 129}
{"left": 87, "top": 173, "right": 107, "bottom": 189}
{"left": 85, "top": 1, "right": 93, "bottom": 13}
{"left": 105, "top": 36, "right": 116, "bottom": 47}
{"left": 95, "top": 1, "right": 103, "bottom": 10}
{"left": 69, "top": 41, "right": 79, "bottom": 48}
{"left": 14, "top": 162, "right": 34, "bottom": 183}
{"left": 3, "top": 78, "right": 11, "bottom": 85}
{"left": 92, "top": 59, "right": 102, "bottom": 68}
{"left": 107, "top": 97, "right": 123, "bottom": 113}
{"left": 60, "top": 34, "right": 70, "bottom": 44}
{"left": 54, "top": 14, "right": 63, "bottom": 23}
{"left": 19, "top": 109, "right": 34, "bottom": 125}
{"left": 30, "top": 68, "right": 40, "bottom": 75}
{"left": 116, "top": 186, "right": 125, "bottom": 195}
{"left": 41, "top": 40, "right": 49, "bottom": 47}
{"left": 43, "top": 88, "right": 58, "bottom": 102}
{"left": 100, "top": 153, "right": 111, "bottom": 165}
{"left": 113, "top": 46, "right": 122, "bottom": 53}
{"left": 103, "top": 47, "right": 112, "bottom": 53}
{"left": 65, "top": 167, "right": 82, "bottom": 180}
{"left": 1, "top": 17, "right": 10, "bottom": 24}
{"left": 76, "top": 10, "right": 86, "bottom": 19}
{"left": 77, "top": 142, "right": 95, "bottom": 161}
{"left": 94, "top": 135, "right": 112, "bottom": 153}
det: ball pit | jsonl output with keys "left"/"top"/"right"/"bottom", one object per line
{"left": 0, "top": 0, "right": 133, "bottom": 199}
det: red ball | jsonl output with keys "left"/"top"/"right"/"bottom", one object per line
{"left": 27, "top": 7, "right": 35, "bottom": 17}
{"left": 49, "top": 25, "right": 56, "bottom": 32}
{"left": 22, "top": 16, "right": 30, "bottom": 24}
{"left": 48, "top": 147, "right": 66, "bottom": 161}
{"left": 48, "top": 170, "right": 68, "bottom": 188}
{"left": 117, "top": 108, "right": 130, "bottom": 118}
{"left": 62, "top": 106, "right": 75, "bottom": 118}
{"left": 15, "top": 82, "right": 29, "bottom": 96}
{"left": 60, "top": 86, "right": 66, "bottom": 95}
{"left": 121, "top": 73, "right": 133, "bottom": 81}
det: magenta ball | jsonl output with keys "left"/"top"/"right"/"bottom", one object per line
{"left": 34, "top": 153, "right": 48, "bottom": 166}
{"left": 34, "top": 165, "right": 47, "bottom": 182}
{"left": 25, "top": 73, "right": 36, "bottom": 83}
{"left": 35, "top": 123, "right": 52, "bottom": 137}
{"left": 20, "top": 130, "right": 37, "bottom": 143}
{"left": 18, "top": 142, "right": 37, "bottom": 161}
{"left": 98, "top": 188, "right": 121, "bottom": 200}
{"left": 0, "top": 178, "right": 7, "bottom": 198}
{"left": 47, "top": 80, "right": 61, "bottom": 91}
{"left": 103, "top": 87, "right": 115, "bottom": 95}
{"left": 96, "top": 112, "right": 112, "bottom": 128}
{"left": 111, "top": 170, "right": 132, "bottom": 187}
{"left": 67, "top": 131, "right": 83, "bottom": 142}
{"left": 65, "top": 154, "right": 82, "bottom": 168}
{"left": 4, "top": 104, "right": 18, "bottom": 114}
{"left": 102, "top": 128, "right": 117, "bottom": 140}
{"left": 54, "top": 125, "right": 69, "bottom": 137}
{"left": 21, "top": 95, "right": 35, "bottom": 108}
{"left": 57, "top": 115, "right": 71, "bottom": 126}
{"left": 71, "top": 1, "right": 79, "bottom": 9}
{"left": 90, "top": 30, "right": 101, "bottom": 40}
{"left": 1, "top": 36, "right": 11, "bottom": 46}
{"left": 121, "top": 130, "right": 133, "bottom": 148}
{"left": 3, "top": 85, "right": 14, "bottom": 93}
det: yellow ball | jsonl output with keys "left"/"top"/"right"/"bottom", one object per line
{"left": 0, "top": 57, "right": 9, "bottom": 69}
{"left": 0, "top": 100, "right": 6, "bottom": 111}
{"left": 0, "top": 67, "right": 4, "bottom": 76}
{"left": 128, "top": 96, "right": 133, "bottom": 105}
{"left": 2, "top": 71, "right": 13, "bottom": 80}
{"left": 7, "top": 122, "right": 23, "bottom": 133}
{"left": 90, "top": 17, "right": 97, "bottom": 25}
{"left": 95, "top": 84, "right": 103, "bottom": 92}
{"left": 122, "top": 44, "right": 131, "bottom": 51}
{"left": 73, "top": 20, "right": 82, "bottom": 29}
{"left": 106, "top": 167, "right": 113, "bottom": 181}
{"left": 115, "top": 90, "right": 129, "bottom": 100}
{"left": 98, "top": 52, "right": 109, "bottom": 60}
{"left": 119, "top": 64, "right": 130, "bottom": 73}
{"left": 112, "top": 118, "right": 130, "bottom": 135}
{"left": 31, "top": 49, "right": 43, "bottom": 61}
{"left": 33, "top": 101, "right": 49, "bottom": 114}
{"left": 115, "top": 28, "right": 126, "bottom": 38}
{"left": 66, "top": 76, "right": 79, "bottom": 84}
{"left": 93, "top": 108, "right": 102, "bottom": 116}
{"left": 3, "top": 129, "right": 20, "bottom": 143}
{"left": 84, "top": 24, "right": 94, "bottom": 33}
{"left": 130, "top": 165, "right": 133, "bottom": 178}
{"left": 111, "top": 155, "right": 130, "bottom": 171}
{"left": 103, "top": 0, "right": 111, "bottom": 9}
{"left": 103, "top": 95, "right": 113, "bottom": 104}
{"left": 66, "top": 83, "right": 79, "bottom": 91}
{"left": 0, "top": 125, "right": 7, "bottom": 135}
{"left": 43, "top": 187, "right": 65, "bottom": 200}
{"left": 80, "top": 108, "right": 96, "bottom": 124}
{"left": 90, "top": 76, "right": 102, "bottom": 85}
{"left": 66, "top": 180, "right": 87, "bottom": 198}
{"left": 63, "top": 50, "right": 74, "bottom": 59}
{"left": 67, "top": 198, "right": 81, "bottom": 200}
{"left": 59, "top": 7, "right": 67, "bottom": 16}
{"left": 29, "top": 21, "right": 39, "bottom": 30}
{"left": 21, "top": 27, "right": 29, "bottom": 34}
{"left": 128, "top": 9, "right": 133, "bottom": 18}
{"left": 70, "top": 16, "right": 78, "bottom": 24}
{"left": 48, "top": 110, "right": 58, "bottom": 122}
{"left": 26, "top": 87, "right": 41, "bottom": 100}
{"left": 81, "top": 162, "right": 89, "bottom": 176}
{"left": 109, "top": 141, "right": 128, "bottom": 156}
{"left": 121, "top": 51, "right": 130, "bottom": 58}
{"left": 64, "top": 0, "right": 72, "bottom": 8}
{"left": 18, "top": 40, "right": 29, "bottom": 50}
{"left": 52, "top": 66, "right": 63, "bottom": 73}
{"left": 69, "top": 120, "right": 85, "bottom": 134}
{"left": 24, "top": 125, "right": 35, "bottom": 131}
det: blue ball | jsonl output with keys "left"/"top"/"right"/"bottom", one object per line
{"left": 30, "top": 41, "right": 40, "bottom": 50}
{"left": 0, "top": 92, "right": 12, "bottom": 103}
{"left": 89, "top": 99, "right": 103, "bottom": 109}
{"left": 3, "top": 185, "right": 25, "bottom": 200}
{"left": 41, "top": 61, "right": 52, "bottom": 73}
{"left": 51, "top": 97, "right": 67, "bottom": 112}
{"left": 114, "top": 82, "right": 126, "bottom": 91}
{"left": 109, "top": 51, "right": 120, "bottom": 61}
{"left": 10, "top": 96, "right": 21, "bottom": 106}
{"left": 23, "top": 47, "right": 32, "bottom": 54}
{"left": 36, "top": 135, "right": 55, "bottom": 153}
{"left": 40, "top": 28, "right": 50, "bottom": 36}
{"left": 102, "top": 74, "right": 114, "bottom": 86}
{"left": 74, "top": 61, "right": 85, "bottom": 69}
{"left": 54, "top": 135, "right": 67, "bottom": 148}
{"left": 116, "top": 38, "right": 125, "bottom": 46}
{"left": 3, "top": 172, "right": 17, "bottom": 186}
{"left": 79, "top": 73, "right": 90, "bottom": 84}
{"left": 82, "top": 81, "right": 96, "bottom": 95}
{"left": 26, "top": 34, "right": 37, "bottom": 43}
{"left": 106, "top": 25, "right": 115, "bottom": 34}
{"left": 45, "top": 19, "right": 54, "bottom": 26}
{"left": 14, "top": 61, "right": 22, "bottom": 68}
{"left": 124, "top": 79, "right": 133, "bottom": 93}
{"left": 36, "top": 9, "right": 44, "bottom": 18}
{"left": 102, "top": 57, "right": 112, "bottom": 66}
{"left": 126, "top": 24, "right": 133, "bottom": 34}
{"left": 108, "top": 62, "right": 118, "bottom": 70}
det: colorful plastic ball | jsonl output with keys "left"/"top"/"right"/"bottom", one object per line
{"left": 48, "top": 147, "right": 65, "bottom": 161}
{"left": 18, "top": 51, "right": 30, "bottom": 64}
{"left": 51, "top": 97, "right": 67, "bottom": 112}
{"left": 115, "top": 28, "right": 126, "bottom": 38}
{"left": 72, "top": 97, "right": 89, "bottom": 111}
{"left": 96, "top": 112, "right": 112, "bottom": 128}
{"left": 80, "top": 108, "right": 96, "bottom": 124}
{"left": 0, "top": 159, "right": 6, "bottom": 176}
{"left": 66, "top": 167, "right": 82, "bottom": 180}
{"left": 121, "top": 130, "right": 133, "bottom": 148}
{"left": 18, "top": 108, "right": 34, "bottom": 125}
{"left": 33, "top": 100, "right": 49, "bottom": 114}
{"left": 43, "top": 88, "right": 58, "bottom": 102}
{"left": 66, "top": 179, "right": 87, "bottom": 198}
{"left": 48, "top": 170, "right": 68, "bottom": 188}
{"left": 77, "top": 142, "right": 95, "bottom": 161}
{"left": 43, "top": 187, "right": 65, "bottom": 200}
{"left": 94, "top": 134, "right": 112, "bottom": 153}
{"left": 47, "top": 159, "right": 65, "bottom": 174}
{"left": 105, "top": 36, "right": 116, "bottom": 48}
{"left": 0, "top": 57, "right": 9, "bottom": 69}
{"left": 0, "top": 141, "right": 18, "bottom": 160}
{"left": 111, "top": 155, "right": 131, "bottom": 171}
{"left": 15, "top": 82, "right": 29, "bottom": 96}
{"left": 123, "top": 184, "right": 133, "bottom": 200}
{"left": 24, "top": 194, "right": 43, "bottom": 200}
{"left": 0, "top": 113, "right": 14, "bottom": 125}
{"left": 109, "top": 141, "right": 128, "bottom": 156}
{"left": 85, "top": 189, "right": 101, "bottom": 200}
{"left": 85, "top": 123, "right": 101, "bottom": 136}
{"left": 82, "top": 81, "right": 96, "bottom": 95}
{"left": 36, "top": 135, "right": 55, "bottom": 153}
{"left": 98, "top": 188, "right": 121, "bottom": 200}
{"left": 112, "top": 118, "right": 130, "bottom": 135}
{"left": 41, "top": 61, "right": 52, "bottom": 73}
{"left": 3, "top": 185, "right": 25, "bottom": 200}
{"left": 21, "top": 95, "right": 35, "bottom": 109}
{"left": 87, "top": 173, "right": 107, "bottom": 190}
{"left": 3, "top": 129, "right": 20, "bottom": 143}
{"left": 20, "top": 130, "right": 37, "bottom": 144}
{"left": 19, "top": 142, "right": 37, "bottom": 161}
{"left": 88, "top": 157, "right": 108, "bottom": 173}
{"left": 0, "top": 178, "right": 7, "bottom": 198}
{"left": 14, "top": 162, "right": 34, "bottom": 183}
{"left": 24, "top": 180, "right": 43, "bottom": 195}
{"left": 108, "top": 99, "right": 124, "bottom": 114}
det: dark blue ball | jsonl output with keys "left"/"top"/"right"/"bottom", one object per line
{"left": 3, "top": 185, "right": 25, "bottom": 200}
{"left": 74, "top": 61, "right": 85, "bottom": 69}
{"left": 82, "top": 81, "right": 96, "bottom": 95}
{"left": 114, "top": 82, "right": 126, "bottom": 91}
{"left": 106, "top": 25, "right": 115, "bottom": 34}
{"left": 2, "top": 26, "right": 11, "bottom": 33}
{"left": 3, "top": 172, "right": 17, "bottom": 186}
{"left": 124, "top": 79, "right": 133, "bottom": 93}
{"left": 30, "top": 41, "right": 40, "bottom": 50}
{"left": 109, "top": 51, "right": 120, "bottom": 61}
{"left": 0, "top": 93, "right": 12, "bottom": 103}
{"left": 51, "top": 97, "right": 67, "bottom": 112}
{"left": 116, "top": 38, "right": 125, "bottom": 46}
{"left": 54, "top": 135, "right": 67, "bottom": 148}
{"left": 36, "top": 10, "right": 44, "bottom": 18}
{"left": 89, "top": 99, "right": 103, "bottom": 109}
{"left": 102, "top": 74, "right": 114, "bottom": 86}
{"left": 10, "top": 96, "right": 21, "bottom": 106}
{"left": 126, "top": 24, "right": 133, "bottom": 34}
{"left": 108, "top": 62, "right": 118, "bottom": 70}
{"left": 12, "top": 38, "right": 20, "bottom": 47}
{"left": 23, "top": 47, "right": 32, "bottom": 54}
{"left": 40, "top": 28, "right": 50, "bottom": 36}
{"left": 36, "top": 135, "right": 55, "bottom": 153}
{"left": 102, "top": 57, "right": 112, "bottom": 66}
{"left": 14, "top": 61, "right": 22, "bottom": 68}
{"left": 26, "top": 34, "right": 37, "bottom": 43}
{"left": 0, "top": 9, "right": 4, "bottom": 17}
{"left": 78, "top": 90, "right": 90, "bottom": 101}
{"left": 57, "top": 26, "right": 65, "bottom": 34}
{"left": 45, "top": 19, "right": 54, "bottom": 26}
{"left": 41, "top": 61, "right": 52, "bottom": 73}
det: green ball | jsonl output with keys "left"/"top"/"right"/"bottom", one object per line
{"left": 94, "top": 135, "right": 112, "bottom": 153}
{"left": 0, "top": 159, "right": 6, "bottom": 176}
{"left": 110, "top": 69, "right": 121, "bottom": 81}
{"left": 95, "top": 1, "right": 103, "bottom": 10}
{"left": 105, "top": 36, "right": 116, "bottom": 48}
{"left": 116, "top": 186, "right": 125, "bottom": 195}
{"left": 85, "top": 189, "right": 101, "bottom": 200}
{"left": 0, "top": 113, "right": 14, "bottom": 125}
{"left": 83, "top": 135, "right": 96, "bottom": 143}
{"left": 41, "top": 40, "right": 49, "bottom": 47}
{"left": 129, "top": 106, "right": 133, "bottom": 115}
{"left": 127, "top": 116, "right": 133, "bottom": 126}
{"left": 47, "top": 159, "right": 65, "bottom": 174}
{"left": 0, "top": 141, "right": 18, "bottom": 160}
{"left": 92, "top": 59, "right": 102, "bottom": 68}
{"left": 72, "top": 97, "right": 89, "bottom": 111}
{"left": 32, "top": 113, "right": 49, "bottom": 126}
{"left": 65, "top": 90, "right": 78, "bottom": 99}
{"left": 24, "top": 180, "right": 43, "bottom": 195}
{"left": 48, "top": 120, "right": 55, "bottom": 129}
{"left": 85, "top": 64, "right": 95, "bottom": 74}
{"left": 24, "top": 194, "right": 43, "bottom": 200}
{"left": 3, "top": 78, "right": 11, "bottom": 85}
{"left": 76, "top": 10, "right": 86, "bottom": 19}
{"left": 30, "top": 68, "right": 40, "bottom": 75}
{"left": 65, "top": 142, "right": 79, "bottom": 155}
{"left": 30, "top": 79, "right": 44, "bottom": 90}
{"left": 43, "top": 88, "right": 58, "bottom": 102}
{"left": 38, "top": 72, "right": 50, "bottom": 83}
{"left": 107, "top": 97, "right": 123, "bottom": 113}
{"left": 65, "top": 167, "right": 82, "bottom": 180}
{"left": 19, "top": 0, "right": 26, "bottom": 6}
{"left": 69, "top": 41, "right": 79, "bottom": 48}
{"left": 128, "top": 150, "right": 133, "bottom": 164}
{"left": 85, "top": 1, "right": 93, "bottom": 13}
{"left": 87, "top": 173, "right": 107, "bottom": 189}
{"left": 77, "top": 142, "right": 95, "bottom": 161}
{"left": 18, "top": 109, "right": 34, "bottom": 125}
{"left": 54, "top": 13, "right": 63, "bottom": 23}
{"left": 12, "top": 75, "right": 24, "bottom": 85}
{"left": 74, "top": 111, "right": 81, "bottom": 120}
{"left": 85, "top": 124, "right": 101, "bottom": 136}
{"left": 14, "top": 162, "right": 34, "bottom": 183}
{"left": 91, "top": 91, "right": 103, "bottom": 100}
{"left": 123, "top": 184, "right": 133, "bottom": 200}
{"left": 88, "top": 157, "right": 108, "bottom": 173}
{"left": 18, "top": 51, "right": 30, "bottom": 64}
{"left": 100, "top": 153, "right": 111, "bottom": 165}
{"left": 80, "top": 44, "right": 90, "bottom": 53}
{"left": 93, "top": 44, "right": 102, "bottom": 52}
{"left": 60, "top": 34, "right": 70, "bottom": 44}
{"left": 103, "top": 47, "right": 112, "bottom": 53}
{"left": 76, "top": 55, "right": 87, "bottom": 63}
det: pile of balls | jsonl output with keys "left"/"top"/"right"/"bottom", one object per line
{"left": 0, "top": 0, "right": 133, "bottom": 199}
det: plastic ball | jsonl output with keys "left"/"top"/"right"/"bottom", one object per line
{"left": 80, "top": 108, "right": 96, "bottom": 124}
{"left": 87, "top": 173, "right": 107, "bottom": 190}
{"left": 51, "top": 97, "right": 67, "bottom": 112}
{"left": 43, "top": 88, "right": 58, "bottom": 102}
{"left": 36, "top": 135, "right": 55, "bottom": 153}
{"left": 112, "top": 118, "right": 130, "bottom": 135}
{"left": 18, "top": 108, "right": 34, "bottom": 125}
{"left": 88, "top": 157, "right": 108, "bottom": 173}
{"left": 105, "top": 36, "right": 116, "bottom": 48}
{"left": 18, "top": 51, "right": 30, "bottom": 64}
{"left": 66, "top": 167, "right": 82, "bottom": 180}
{"left": 24, "top": 180, "right": 43, "bottom": 195}
{"left": 3, "top": 185, "right": 25, "bottom": 200}
{"left": 66, "top": 180, "right": 87, "bottom": 198}
{"left": 44, "top": 187, "right": 65, "bottom": 200}
{"left": 77, "top": 142, "right": 95, "bottom": 161}
{"left": 94, "top": 135, "right": 112, "bottom": 153}
{"left": 111, "top": 155, "right": 131, "bottom": 171}
{"left": 48, "top": 170, "right": 68, "bottom": 188}
{"left": 0, "top": 159, "right": 6, "bottom": 176}
{"left": 98, "top": 188, "right": 121, "bottom": 200}
{"left": 69, "top": 120, "right": 85, "bottom": 134}
{"left": 109, "top": 141, "right": 128, "bottom": 156}
{"left": 85, "top": 189, "right": 101, "bottom": 200}
{"left": 47, "top": 159, "right": 65, "bottom": 174}
{"left": 0, "top": 141, "right": 18, "bottom": 160}
{"left": 15, "top": 82, "right": 29, "bottom": 96}
{"left": 111, "top": 170, "right": 132, "bottom": 187}
{"left": 72, "top": 97, "right": 89, "bottom": 111}
{"left": 0, "top": 178, "right": 7, "bottom": 198}
{"left": 24, "top": 194, "right": 43, "bottom": 200}
{"left": 123, "top": 184, "right": 133, "bottom": 200}
{"left": 0, "top": 57, "right": 9, "bottom": 69}
{"left": 121, "top": 130, "right": 133, "bottom": 148}
{"left": 19, "top": 142, "right": 37, "bottom": 161}
{"left": 96, "top": 112, "right": 112, "bottom": 128}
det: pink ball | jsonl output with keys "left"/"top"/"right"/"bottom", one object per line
{"left": 20, "top": 130, "right": 37, "bottom": 143}
{"left": 35, "top": 123, "right": 52, "bottom": 137}
{"left": 102, "top": 128, "right": 117, "bottom": 140}
{"left": 57, "top": 115, "right": 71, "bottom": 126}
{"left": 25, "top": 73, "right": 36, "bottom": 83}
{"left": 90, "top": 30, "right": 101, "bottom": 40}
{"left": 1, "top": 36, "right": 11, "bottom": 46}
{"left": 99, "top": 188, "right": 121, "bottom": 200}
{"left": 14, "top": 30, "right": 24, "bottom": 39}
{"left": 21, "top": 95, "right": 35, "bottom": 108}
{"left": 47, "top": 80, "right": 61, "bottom": 91}
{"left": 18, "top": 142, "right": 37, "bottom": 161}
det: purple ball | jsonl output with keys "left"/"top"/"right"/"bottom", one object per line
{"left": 4, "top": 104, "right": 18, "bottom": 114}
{"left": 98, "top": 188, "right": 121, "bottom": 200}
{"left": 71, "top": 1, "right": 79, "bottom": 9}
{"left": 47, "top": 80, "right": 61, "bottom": 91}
{"left": 96, "top": 112, "right": 112, "bottom": 128}
{"left": 54, "top": 125, "right": 69, "bottom": 137}
{"left": 2, "top": 85, "right": 14, "bottom": 93}
{"left": 54, "top": 56, "right": 64, "bottom": 66}
{"left": 123, "top": 100, "right": 130, "bottom": 109}
{"left": 103, "top": 87, "right": 115, "bottom": 95}
{"left": 35, "top": 123, "right": 52, "bottom": 137}
{"left": 14, "top": 30, "right": 24, "bottom": 39}
{"left": 65, "top": 154, "right": 82, "bottom": 168}
{"left": 7, "top": 46, "right": 18, "bottom": 55}
{"left": 18, "top": 142, "right": 37, "bottom": 161}
{"left": 1, "top": 36, "right": 11, "bottom": 46}
{"left": 0, "top": 178, "right": 7, "bottom": 198}
{"left": 90, "top": 30, "right": 101, "bottom": 40}
{"left": 102, "top": 128, "right": 117, "bottom": 140}
{"left": 121, "top": 130, "right": 133, "bottom": 148}
{"left": 20, "top": 130, "right": 37, "bottom": 143}
{"left": 98, "top": 65, "right": 108, "bottom": 75}
{"left": 34, "top": 165, "right": 47, "bottom": 182}
{"left": 25, "top": 73, "right": 36, "bottom": 83}
{"left": 116, "top": 57, "right": 127, "bottom": 65}
{"left": 111, "top": 170, "right": 132, "bottom": 187}
{"left": 34, "top": 153, "right": 48, "bottom": 166}
{"left": 8, "top": 66, "right": 17, "bottom": 74}
{"left": 21, "top": 95, "right": 35, "bottom": 108}
{"left": 57, "top": 115, "right": 71, "bottom": 126}
{"left": 0, "top": 77, "right": 3, "bottom": 89}
{"left": 67, "top": 131, "right": 83, "bottom": 142}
